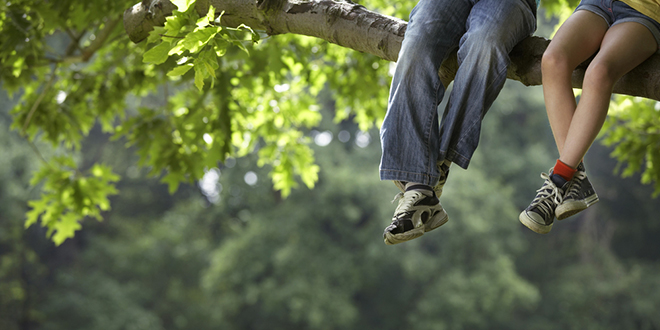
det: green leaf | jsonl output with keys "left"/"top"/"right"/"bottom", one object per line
{"left": 168, "top": 42, "right": 186, "bottom": 56}
{"left": 162, "top": 172, "right": 184, "bottom": 194}
{"left": 147, "top": 26, "right": 168, "bottom": 44}
{"left": 194, "top": 61, "right": 205, "bottom": 91}
{"left": 25, "top": 199, "right": 49, "bottom": 228}
{"left": 199, "top": 49, "right": 218, "bottom": 78}
{"left": 300, "top": 164, "right": 319, "bottom": 189}
{"left": 196, "top": 5, "right": 215, "bottom": 28}
{"left": 50, "top": 213, "right": 82, "bottom": 246}
{"left": 231, "top": 40, "right": 250, "bottom": 55}
{"left": 143, "top": 42, "right": 172, "bottom": 65}
{"left": 213, "top": 39, "right": 228, "bottom": 56}
{"left": 181, "top": 27, "right": 221, "bottom": 53}
{"left": 167, "top": 63, "right": 194, "bottom": 77}
{"left": 164, "top": 14, "right": 186, "bottom": 35}
{"left": 171, "top": 0, "right": 196, "bottom": 12}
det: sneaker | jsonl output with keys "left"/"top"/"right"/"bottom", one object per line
{"left": 556, "top": 162, "right": 599, "bottom": 220}
{"left": 519, "top": 171, "right": 570, "bottom": 234}
{"left": 384, "top": 187, "right": 448, "bottom": 245}
{"left": 393, "top": 159, "right": 451, "bottom": 197}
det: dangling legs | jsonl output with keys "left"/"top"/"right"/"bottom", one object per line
{"left": 381, "top": 0, "right": 472, "bottom": 245}
{"left": 521, "top": 13, "right": 658, "bottom": 232}
{"left": 541, "top": 10, "right": 608, "bottom": 156}
{"left": 560, "top": 21, "right": 657, "bottom": 167}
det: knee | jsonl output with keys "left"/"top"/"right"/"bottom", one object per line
{"left": 584, "top": 60, "right": 618, "bottom": 89}
{"left": 542, "top": 47, "right": 573, "bottom": 77}
{"left": 397, "top": 37, "right": 432, "bottom": 69}
{"left": 458, "top": 32, "right": 507, "bottom": 65}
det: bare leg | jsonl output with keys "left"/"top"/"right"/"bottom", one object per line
{"left": 541, "top": 11, "right": 608, "bottom": 156}
{"left": 560, "top": 22, "right": 658, "bottom": 167}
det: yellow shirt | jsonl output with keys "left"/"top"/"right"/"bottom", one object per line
{"left": 620, "top": 0, "right": 660, "bottom": 23}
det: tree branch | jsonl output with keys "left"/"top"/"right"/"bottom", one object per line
{"left": 124, "top": 0, "right": 660, "bottom": 101}
{"left": 81, "top": 17, "right": 122, "bottom": 62}
{"left": 61, "top": 17, "right": 122, "bottom": 64}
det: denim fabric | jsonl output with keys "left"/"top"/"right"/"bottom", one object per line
{"left": 576, "top": 0, "right": 660, "bottom": 52}
{"left": 379, "top": 0, "right": 537, "bottom": 186}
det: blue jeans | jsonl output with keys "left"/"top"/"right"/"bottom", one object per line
{"left": 379, "top": 0, "right": 537, "bottom": 186}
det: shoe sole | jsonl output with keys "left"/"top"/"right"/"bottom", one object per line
{"left": 518, "top": 211, "right": 552, "bottom": 234}
{"left": 556, "top": 194, "right": 599, "bottom": 220}
{"left": 384, "top": 210, "right": 448, "bottom": 245}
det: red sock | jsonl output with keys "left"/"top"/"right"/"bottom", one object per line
{"left": 553, "top": 159, "right": 577, "bottom": 181}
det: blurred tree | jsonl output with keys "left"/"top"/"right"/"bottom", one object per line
{"left": 0, "top": 94, "right": 49, "bottom": 330}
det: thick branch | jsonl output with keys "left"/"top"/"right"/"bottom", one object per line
{"left": 124, "top": 0, "right": 660, "bottom": 102}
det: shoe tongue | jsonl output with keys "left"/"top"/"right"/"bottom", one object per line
{"left": 550, "top": 173, "right": 568, "bottom": 187}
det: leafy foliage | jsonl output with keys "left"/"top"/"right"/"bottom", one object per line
{"left": 25, "top": 157, "right": 119, "bottom": 245}
{"left": 601, "top": 96, "right": 660, "bottom": 196}
{"left": 2, "top": 0, "right": 382, "bottom": 242}
{"left": 0, "top": 0, "right": 658, "bottom": 248}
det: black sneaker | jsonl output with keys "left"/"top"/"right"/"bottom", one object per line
{"left": 519, "top": 172, "right": 570, "bottom": 234}
{"left": 556, "top": 162, "right": 599, "bottom": 220}
{"left": 384, "top": 186, "right": 448, "bottom": 245}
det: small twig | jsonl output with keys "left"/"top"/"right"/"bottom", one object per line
{"left": 22, "top": 65, "right": 58, "bottom": 136}
{"left": 56, "top": 16, "right": 121, "bottom": 64}
{"left": 81, "top": 17, "right": 121, "bottom": 61}
{"left": 64, "top": 27, "right": 79, "bottom": 42}
{"left": 163, "top": 78, "right": 169, "bottom": 106}
{"left": 64, "top": 28, "right": 85, "bottom": 55}
{"left": 26, "top": 139, "right": 52, "bottom": 169}
{"left": 192, "top": 87, "right": 211, "bottom": 111}
{"left": 6, "top": 11, "right": 30, "bottom": 36}
{"left": 160, "top": 34, "right": 185, "bottom": 39}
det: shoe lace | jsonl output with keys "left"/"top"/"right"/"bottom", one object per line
{"left": 565, "top": 171, "right": 586, "bottom": 199}
{"left": 391, "top": 192, "right": 404, "bottom": 204}
{"left": 391, "top": 190, "right": 421, "bottom": 208}
{"left": 530, "top": 172, "right": 565, "bottom": 218}
{"left": 390, "top": 190, "right": 426, "bottom": 223}
{"left": 388, "top": 191, "right": 421, "bottom": 230}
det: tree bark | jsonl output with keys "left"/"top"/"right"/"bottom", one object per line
{"left": 124, "top": 0, "right": 660, "bottom": 102}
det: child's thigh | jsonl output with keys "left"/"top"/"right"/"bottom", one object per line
{"left": 610, "top": 1, "right": 660, "bottom": 53}
{"left": 546, "top": 10, "right": 609, "bottom": 66}
{"left": 590, "top": 22, "right": 657, "bottom": 79}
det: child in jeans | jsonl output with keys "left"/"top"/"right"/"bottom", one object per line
{"left": 520, "top": 0, "right": 660, "bottom": 234}
{"left": 380, "top": 0, "right": 539, "bottom": 244}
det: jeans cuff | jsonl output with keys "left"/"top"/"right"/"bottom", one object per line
{"left": 380, "top": 169, "right": 440, "bottom": 186}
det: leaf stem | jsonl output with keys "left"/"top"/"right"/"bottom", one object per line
{"left": 26, "top": 140, "right": 52, "bottom": 169}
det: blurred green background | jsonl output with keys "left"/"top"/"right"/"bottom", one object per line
{"left": 2, "top": 1, "right": 660, "bottom": 329}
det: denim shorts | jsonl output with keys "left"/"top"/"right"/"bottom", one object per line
{"left": 575, "top": 0, "right": 660, "bottom": 52}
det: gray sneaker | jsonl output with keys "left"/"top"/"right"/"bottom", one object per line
{"left": 556, "top": 162, "right": 599, "bottom": 220}
{"left": 384, "top": 187, "right": 448, "bottom": 245}
{"left": 392, "top": 159, "right": 451, "bottom": 233}
{"left": 519, "top": 171, "right": 570, "bottom": 234}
